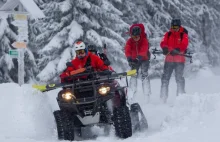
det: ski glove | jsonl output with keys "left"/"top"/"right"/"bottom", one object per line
{"left": 170, "top": 48, "right": 180, "bottom": 56}
{"left": 66, "top": 62, "right": 73, "bottom": 67}
{"left": 133, "top": 55, "right": 142, "bottom": 64}
{"left": 129, "top": 62, "right": 138, "bottom": 69}
{"left": 127, "top": 57, "right": 132, "bottom": 62}
{"left": 162, "top": 47, "right": 169, "bottom": 55}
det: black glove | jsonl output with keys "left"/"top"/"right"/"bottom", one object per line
{"left": 170, "top": 48, "right": 180, "bottom": 56}
{"left": 66, "top": 62, "right": 73, "bottom": 67}
{"left": 133, "top": 55, "right": 142, "bottom": 65}
{"left": 85, "top": 66, "right": 93, "bottom": 72}
{"left": 99, "top": 70, "right": 112, "bottom": 76}
{"left": 128, "top": 62, "right": 136, "bottom": 69}
{"left": 162, "top": 47, "right": 169, "bottom": 55}
{"left": 127, "top": 57, "right": 132, "bottom": 62}
{"left": 129, "top": 61, "right": 141, "bottom": 69}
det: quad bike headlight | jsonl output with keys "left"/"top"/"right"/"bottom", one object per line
{"left": 98, "top": 86, "right": 110, "bottom": 95}
{"left": 62, "top": 91, "right": 75, "bottom": 101}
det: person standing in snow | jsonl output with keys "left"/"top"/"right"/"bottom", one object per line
{"left": 124, "top": 23, "right": 151, "bottom": 101}
{"left": 160, "top": 19, "right": 189, "bottom": 102}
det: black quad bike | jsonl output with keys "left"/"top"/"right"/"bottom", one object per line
{"left": 33, "top": 69, "right": 148, "bottom": 141}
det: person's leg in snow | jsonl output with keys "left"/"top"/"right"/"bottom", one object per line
{"left": 128, "top": 61, "right": 142, "bottom": 104}
{"left": 140, "top": 60, "right": 151, "bottom": 102}
{"left": 160, "top": 62, "right": 175, "bottom": 102}
{"left": 128, "top": 74, "right": 138, "bottom": 104}
{"left": 174, "top": 63, "right": 185, "bottom": 96}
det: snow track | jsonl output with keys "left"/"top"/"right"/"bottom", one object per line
{"left": 0, "top": 74, "right": 219, "bottom": 142}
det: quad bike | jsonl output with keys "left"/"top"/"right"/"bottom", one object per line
{"left": 33, "top": 69, "right": 148, "bottom": 141}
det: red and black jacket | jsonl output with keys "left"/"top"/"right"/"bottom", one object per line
{"left": 160, "top": 26, "right": 189, "bottom": 63}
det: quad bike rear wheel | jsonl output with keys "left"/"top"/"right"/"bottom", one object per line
{"left": 53, "top": 110, "right": 75, "bottom": 141}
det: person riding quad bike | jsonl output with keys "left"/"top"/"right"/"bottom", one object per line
{"left": 60, "top": 41, "right": 111, "bottom": 83}
{"left": 32, "top": 40, "right": 148, "bottom": 141}
{"left": 55, "top": 40, "right": 146, "bottom": 141}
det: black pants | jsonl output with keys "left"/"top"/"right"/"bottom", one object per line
{"left": 160, "top": 62, "right": 185, "bottom": 98}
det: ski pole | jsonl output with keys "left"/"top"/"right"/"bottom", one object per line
{"left": 176, "top": 53, "right": 193, "bottom": 63}
{"left": 103, "top": 43, "right": 107, "bottom": 55}
{"left": 152, "top": 48, "right": 193, "bottom": 63}
{"left": 152, "top": 48, "right": 163, "bottom": 59}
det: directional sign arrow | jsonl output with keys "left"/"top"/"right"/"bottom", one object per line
{"left": 12, "top": 42, "right": 27, "bottom": 48}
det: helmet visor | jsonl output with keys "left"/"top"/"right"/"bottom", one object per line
{"left": 76, "top": 49, "right": 85, "bottom": 55}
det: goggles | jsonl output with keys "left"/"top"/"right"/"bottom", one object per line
{"left": 131, "top": 35, "right": 140, "bottom": 39}
{"left": 75, "top": 49, "right": 85, "bottom": 55}
{"left": 171, "top": 25, "right": 180, "bottom": 29}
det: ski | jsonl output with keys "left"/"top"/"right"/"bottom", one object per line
{"left": 32, "top": 69, "right": 137, "bottom": 92}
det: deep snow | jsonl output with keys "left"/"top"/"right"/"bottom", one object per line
{"left": 0, "top": 68, "right": 219, "bottom": 142}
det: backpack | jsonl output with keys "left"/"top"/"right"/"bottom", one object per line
{"left": 98, "top": 53, "right": 111, "bottom": 66}
{"left": 167, "top": 28, "right": 188, "bottom": 41}
{"left": 85, "top": 53, "right": 111, "bottom": 69}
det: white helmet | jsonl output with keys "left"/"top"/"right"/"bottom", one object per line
{"left": 74, "top": 41, "right": 86, "bottom": 51}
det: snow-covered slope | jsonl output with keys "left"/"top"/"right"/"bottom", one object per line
{"left": 0, "top": 68, "right": 219, "bottom": 142}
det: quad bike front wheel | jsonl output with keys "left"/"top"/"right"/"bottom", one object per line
{"left": 53, "top": 110, "right": 75, "bottom": 141}
{"left": 113, "top": 106, "right": 132, "bottom": 138}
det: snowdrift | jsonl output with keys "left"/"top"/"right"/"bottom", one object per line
{"left": 159, "top": 93, "right": 220, "bottom": 142}
{"left": 138, "top": 93, "right": 220, "bottom": 142}
{"left": 0, "top": 83, "right": 56, "bottom": 141}
{"left": 0, "top": 74, "right": 219, "bottom": 142}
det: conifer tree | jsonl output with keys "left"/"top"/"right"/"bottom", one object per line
{"left": 31, "top": 0, "right": 220, "bottom": 81}
{"left": 34, "top": 0, "right": 130, "bottom": 82}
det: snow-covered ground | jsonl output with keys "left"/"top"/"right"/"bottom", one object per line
{"left": 0, "top": 68, "right": 220, "bottom": 142}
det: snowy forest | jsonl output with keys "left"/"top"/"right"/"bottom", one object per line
{"left": 0, "top": 0, "right": 220, "bottom": 83}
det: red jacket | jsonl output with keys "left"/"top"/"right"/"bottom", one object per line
{"left": 160, "top": 26, "right": 189, "bottom": 63}
{"left": 60, "top": 52, "right": 109, "bottom": 82}
{"left": 125, "top": 23, "right": 150, "bottom": 60}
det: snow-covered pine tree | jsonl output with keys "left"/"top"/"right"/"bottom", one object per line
{"left": 31, "top": 0, "right": 220, "bottom": 81}
{"left": 32, "top": 0, "right": 83, "bottom": 82}
{"left": 193, "top": 0, "right": 220, "bottom": 66}
{"left": 0, "top": 2, "right": 38, "bottom": 83}
{"left": 34, "top": 0, "right": 129, "bottom": 82}
{"left": 0, "top": 14, "right": 17, "bottom": 83}
{"left": 118, "top": 0, "right": 220, "bottom": 78}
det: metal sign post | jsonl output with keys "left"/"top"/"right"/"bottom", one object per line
{"left": 11, "top": 13, "right": 28, "bottom": 86}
